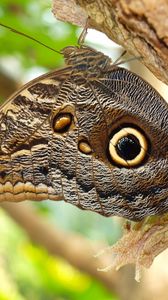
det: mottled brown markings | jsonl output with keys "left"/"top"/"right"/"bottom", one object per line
{"left": 0, "top": 78, "right": 62, "bottom": 150}
{"left": 49, "top": 122, "right": 64, "bottom": 200}
{"left": 75, "top": 122, "right": 82, "bottom": 209}
{"left": 72, "top": 84, "right": 104, "bottom": 214}
{"left": 5, "top": 111, "right": 51, "bottom": 155}
{"left": 13, "top": 95, "right": 51, "bottom": 115}
{"left": 28, "top": 82, "right": 59, "bottom": 99}
{"left": 85, "top": 81, "right": 124, "bottom": 215}
{"left": 60, "top": 126, "right": 74, "bottom": 201}
{"left": 0, "top": 170, "right": 6, "bottom": 179}
{"left": 13, "top": 95, "right": 29, "bottom": 106}
{"left": 78, "top": 118, "right": 100, "bottom": 213}
{"left": 62, "top": 89, "right": 83, "bottom": 210}
{"left": 107, "top": 70, "right": 167, "bottom": 132}
{"left": 77, "top": 82, "right": 109, "bottom": 214}
{"left": 58, "top": 85, "right": 81, "bottom": 206}
{"left": 83, "top": 79, "right": 119, "bottom": 215}
{"left": 12, "top": 146, "right": 30, "bottom": 200}
{"left": 31, "top": 139, "right": 54, "bottom": 200}
{"left": 48, "top": 83, "right": 77, "bottom": 203}
{"left": 9, "top": 138, "right": 48, "bottom": 154}
{"left": 39, "top": 165, "right": 49, "bottom": 176}
{"left": 56, "top": 84, "right": 89, "bottom": 210}
{"left": 72, "top": 79, "right": 131, "bottom": 215}
{"left": 48, "top": 127, "right": 64, "bottom": 199}
{"left": 77, "top": 83, "right": 105, "bottom": 214}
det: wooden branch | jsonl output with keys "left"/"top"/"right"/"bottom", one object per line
{"left": 53, "top": 0, "right": 168, "bottom": 85}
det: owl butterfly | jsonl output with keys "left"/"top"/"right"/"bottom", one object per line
{"left": 0, "top": 24, "right": 168, "bottom": 222}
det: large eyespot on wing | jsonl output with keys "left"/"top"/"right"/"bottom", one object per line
{"left": 108, "top": 126, "right": 149, "bottom": 167}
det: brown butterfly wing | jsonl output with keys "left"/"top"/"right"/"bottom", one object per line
{"left": 0, "top": 70, "right": 67, "bottom": 202}
{"left": 0, "top": 47, "right": 168, "bottom": 221}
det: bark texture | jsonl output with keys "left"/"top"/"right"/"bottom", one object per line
{"left": 53, "top": 0, "right": 168, "bottom": 84}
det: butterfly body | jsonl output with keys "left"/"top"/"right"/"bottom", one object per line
{"left": 0, "top": 45, "right": 168, "bottom": 221}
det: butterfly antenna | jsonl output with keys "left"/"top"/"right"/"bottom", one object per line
{"left": 78, "top": 17, "right": 90, "bottom": 45}
{"left": 113, "top": 50, "right": 127, "bottom": 65}
{"left": 113, "top": 50, "right": 142, "bottom": 66}
{"left": 0, "top": 22, "right": 61, "bottom": 55}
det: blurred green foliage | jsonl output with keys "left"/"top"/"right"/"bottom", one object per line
{"left": 0, "top": 1, "right": 121, "bottom": 299}
{"left": 0, "top": 210, "right": 118, "bottom": 300}
{"left": 0, "top": 0, "right": 77, "bottom": 69}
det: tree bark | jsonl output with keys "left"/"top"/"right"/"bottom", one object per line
{"left": 53, "top": 0, "right": 168, "bottom": 85}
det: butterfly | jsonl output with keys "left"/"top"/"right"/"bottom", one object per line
{"left": 0, "top": 23, "right": 168, "bottom": 221}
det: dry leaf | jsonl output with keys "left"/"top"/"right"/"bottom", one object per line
{"left": 96, "top": 214, "right": 168, "bottom": 281}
